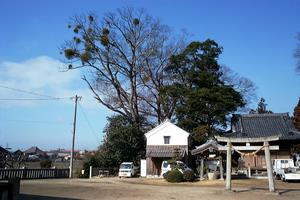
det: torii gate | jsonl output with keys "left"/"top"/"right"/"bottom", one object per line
{"left": 215, "top": 135, "right": 280, "bottom": 192}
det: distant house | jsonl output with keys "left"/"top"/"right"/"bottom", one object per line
{"left": 24, "top": 146, "right": 46, "bottom": 158}
{"left": 0, "top": 146, "right": 10, "bottom": 156}
{"left": 144, "top": 119, "right": 190, "bottom": 176}
{"left": 13, "top": 149, "right": 24, "bottom": 156}
{"left": 225, "top": 113, "right": 300, "bottom": 169}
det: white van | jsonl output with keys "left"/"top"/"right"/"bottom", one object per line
{"left": 161, "top": 160, "right": 191, "bottom": 176}
{"left": 118, "top": 162, "right": 138, "bottom": 178}
{"left": 273, "top": 159, "right": 300, "bottom": 181}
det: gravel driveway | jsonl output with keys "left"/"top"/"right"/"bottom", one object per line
{"left": 19, "top": 177, "right": 300, "bottom": 200}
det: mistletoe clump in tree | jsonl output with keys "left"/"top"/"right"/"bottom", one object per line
{"left": 164, "top": 40, "right": 245, "bottom": 144}
{"left": 62, "top": 8, "right": 185, "bottom": 127}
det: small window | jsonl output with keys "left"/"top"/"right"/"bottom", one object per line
{"left": 164, "top": 136, "right": 170, "bottom": 144}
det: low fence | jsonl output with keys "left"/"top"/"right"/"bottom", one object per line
{"left": 89, "top": 167, "right": 119, "bottom": 178}
{"left": 0, "top": 168, "right": 69, "bottom": 180}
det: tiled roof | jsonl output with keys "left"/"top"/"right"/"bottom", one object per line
{"left": 0, "top": 146, "right": 10, "bottom": 155}
{"left": 227, "top": 113, "right": 300, "bottom": 140}
{"left": 24, "top": 146, "right": 45, "bottom": 155}
{"left": 146, "top": 145, "right": 187, "bottom": 158}
{"left": 191, "top": 140, "right": 225, "bottom": 155}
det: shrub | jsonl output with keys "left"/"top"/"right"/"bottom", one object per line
{"left": 163, "top": 170, "right": 170, "bottom": 179}
{"left": 166, "top": 169, "right": 183, "bottom": 183}
{"left": 40, "top": 160, "right": 52, "bottom": 168}
{"left": 183, "top": 170, "right": 195, "bottom": 182}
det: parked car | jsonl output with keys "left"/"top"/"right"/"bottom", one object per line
{"left": 118, "top": 162, "right": 138, "bottom": 178}
{"left": 273, "top": 159, "right": 300, "bottom": 181}
{"left": 161, "top": 160, "right": 191, "bottom": 176}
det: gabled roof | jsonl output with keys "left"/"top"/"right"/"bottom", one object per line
{"left": 144, "top": 119, "right": 190, "bottom": 138}
{"left": 24, "top": 146, "right": 45, "bottom": 155}
{"left": 0, "top": 146, "right": 10, "bottom": 155}
{"left": 227, "top": 113, "right": 300, "bottom": 140}
{"left": 191, "top": 140, "right": 225, "bottom": 155}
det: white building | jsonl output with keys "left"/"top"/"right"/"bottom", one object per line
{"left": 144, "top": 119, "right": 190, "bottom": 176}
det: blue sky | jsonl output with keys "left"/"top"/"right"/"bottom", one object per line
{"left": 0, "top": 0, "right": 299, "bottom": 151}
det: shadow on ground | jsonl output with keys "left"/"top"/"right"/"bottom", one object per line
{"left": 19, "top": 194, "right": 80, "bottom": 200}
{"left": 233, "top": 187, "right": 300, "bottom": 195}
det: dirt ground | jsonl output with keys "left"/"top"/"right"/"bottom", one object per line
{"left": 19, "top": 177, "right": 300, "bottom": 200}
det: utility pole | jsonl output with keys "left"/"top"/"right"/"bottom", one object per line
{"left": 69, "top": 95, "right": 81, "bottom": 178}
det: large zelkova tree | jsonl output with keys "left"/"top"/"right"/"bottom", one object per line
{"left": 294, "top": 99, "right": 300, "bottom": 131}
{"left": 62, "top": 8, "right": 185, "bottom": 126}
{"left": 164, "top": 40, "right": 245, "bottom": 144}
{"left": 295, "top": 32, "right": 300, "bottom": 73}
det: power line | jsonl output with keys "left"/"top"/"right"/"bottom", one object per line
{"left": 2, "top": 119, "right": 72, "bottom": 125}
{"left": 0, "top": 98, "right": 68, "bottom": 101}
{"left": 78, "top": 102, "right": 101, "bottom": 146}
{"left": 0, "top": 84, "right": 70, "bottom": 99}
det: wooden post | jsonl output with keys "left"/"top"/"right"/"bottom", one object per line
{"left": 200, "top": 158, "right": 204, "bottom": 180}
{"left": 264, "top": 141, "right": 275, "bottom": 192}
{"left": 226, "top": 141, "right": 232, "bottom": 191}
{"left": 219, "top": 156, "right": 224, "bottom": 180}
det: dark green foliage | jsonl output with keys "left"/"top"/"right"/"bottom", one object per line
{"left": 163, "top": 170, "right": 170, "bottom": 179}
{"left": 73, "top": 28, "right": 79, "bottom": 34}
{"left": 164, "top": 40, "right": 244, "bottom": 145}
{"left": 102, "top": 28, "right": 109, "bottom": 35}
{"left": 88, "top": 15, "right": 94, "bottom": 22}
{"left": 100, "top": 35, "right": 109, "bottom": 46}
{"left": 86, "top": 115, "right": 146, "bottom": 169}
{"left": 74, "top": 37, "right": 81, "bottom": 44}
{"left": 166, "top": 169, "right": 183, "bottom": 183}
{"left": 133, "top": 18, "right": 139, "bottom": 25}
{"left": 40, "top": 160, "right": 52, "bottom": 168}
{"left": 182, "top": 170, "right": 195, "bottom": 182}
{"left": 64, "top": 49, "right": 77, "bottom": 60}
{"left": 80, "top": 51, "right": 92, "bottom": 62}
{"left": 293, "top": 99, "right": 300, "bottom": 131}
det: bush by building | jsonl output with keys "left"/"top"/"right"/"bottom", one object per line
{"left": 182, "top": 170, "right": 195, "bottom": 182}
{"left": 166, "top": 169, "right": 183, "bottom": 183}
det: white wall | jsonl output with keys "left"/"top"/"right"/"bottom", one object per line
{"left": 146, "top": 122, "right": 189, "bottom": 146}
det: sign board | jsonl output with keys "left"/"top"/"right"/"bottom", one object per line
{"left": 140, "top": 159, "right": 147, "bottom": 177}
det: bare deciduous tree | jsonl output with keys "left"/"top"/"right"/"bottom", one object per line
{"left": 221, "top": 65, "right": 257, "bottom": 111}
{"left": 62, "top": 8, "right": 185, "bottom": 126}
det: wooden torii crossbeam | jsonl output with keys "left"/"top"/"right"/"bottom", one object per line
{"left": 215, "top": 135, "right": 280, "bottom": 193}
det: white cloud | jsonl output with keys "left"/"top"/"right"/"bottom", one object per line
{"left": 0, "top": 56, "right": 103, "bottom": 109}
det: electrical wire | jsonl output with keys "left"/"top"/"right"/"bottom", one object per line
{"left": 0, "top": 84, "right": 71, "bottom": 100}
{"left": 78, "top": 102, "right": 101, "bottom": 145}
{"left": 2, "top": 119, "right": 72, "bottom": 125}
{"left": 0, "top": 98, "right": 68, "bottom": 101}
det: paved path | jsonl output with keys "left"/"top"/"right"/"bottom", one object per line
{"left": 19, "top": 178, "right": 300, "bottom": 200}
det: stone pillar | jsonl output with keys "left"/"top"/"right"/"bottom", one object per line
{"left": 219, "top": 156, "right": 224, "bottom": 180}
{"left": 200, "top": 158, "right": 204, "bottom": 180}
{"left": 264, "top": 141, "right": 275, "bottom": 192}
{"left": 226, "top": 141, "right": 232, "bottom": 191}
{"left": 89, "top": 166, "right": 92, "bottom": 179}
{"left": 248, "top": 166, "right": 251, "bottom": 178}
